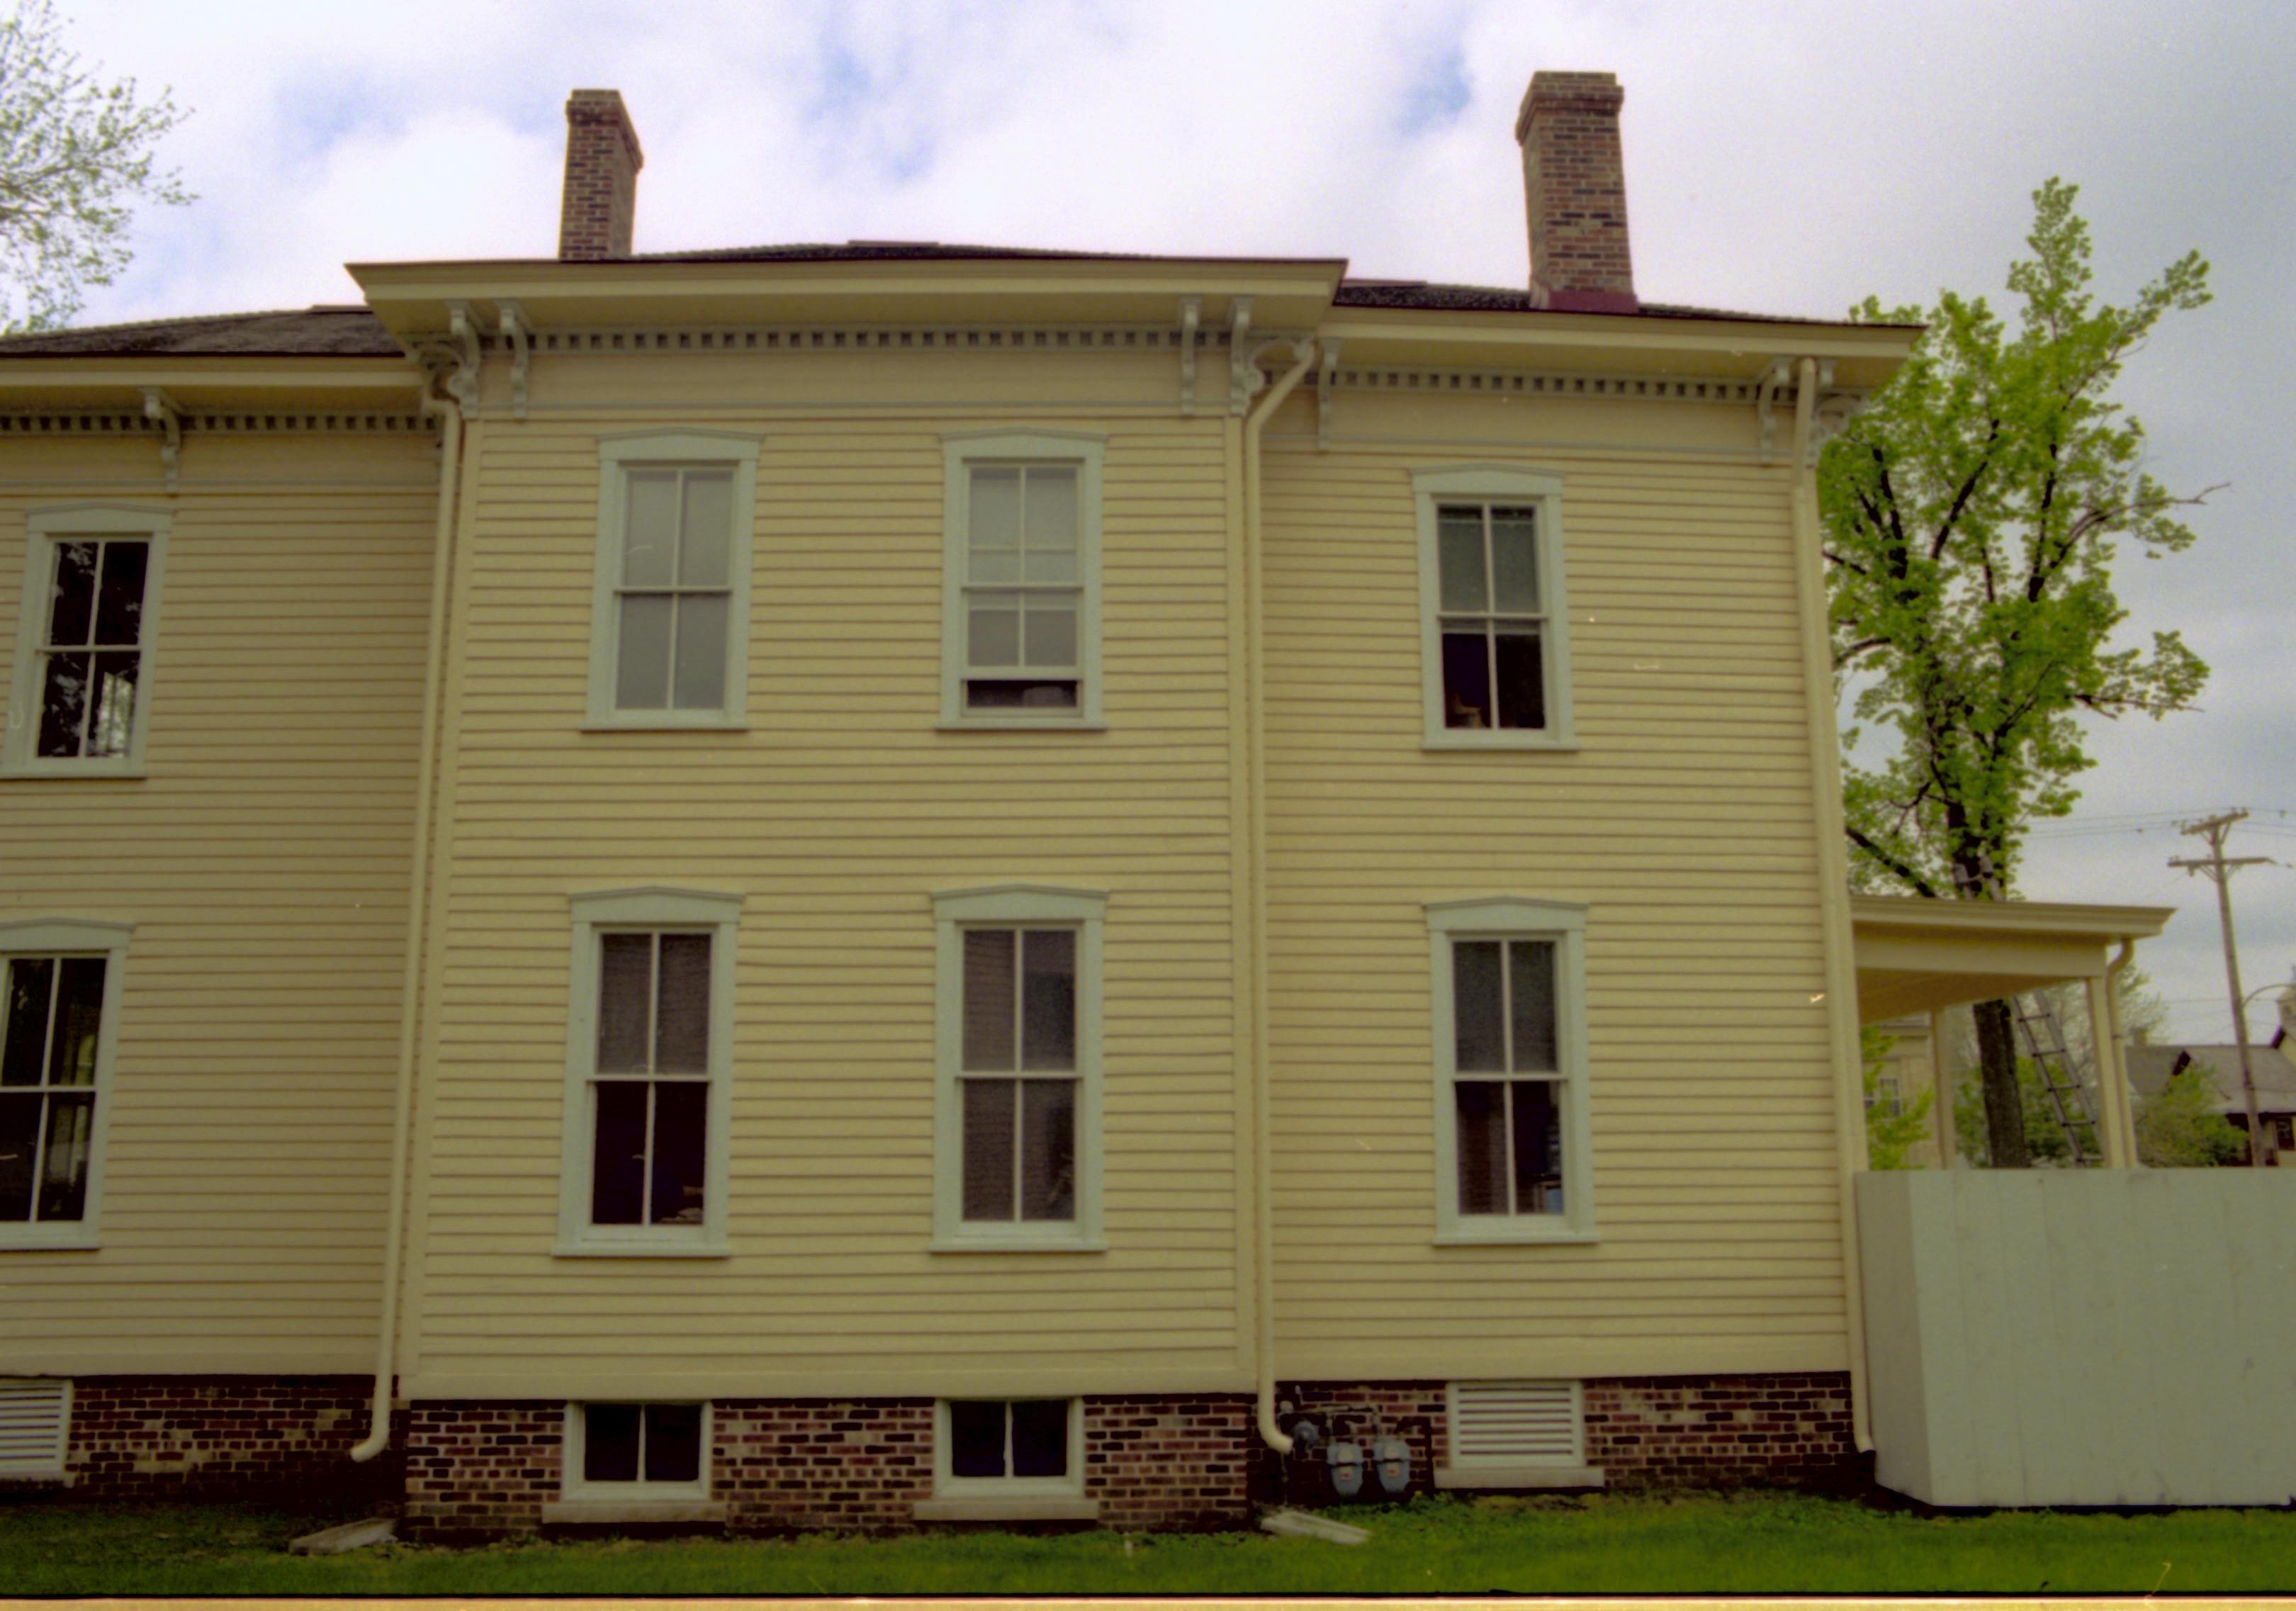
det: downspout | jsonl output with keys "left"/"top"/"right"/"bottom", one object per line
{"left": 1786, "top": 356, "right": 1876, "bottom": 1454}
{"left": 351, "top": 377, "right": 468, "bottom": 1463}
{"left": 1242, "top": 335, "right": 1317, "bottom": 1457}
{"left": 2103, "top": 938, "right": 2140, "bottom": 1167}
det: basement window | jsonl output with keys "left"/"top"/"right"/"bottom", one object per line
{"left": 565, "top": 1402, "right": 708, "bottom": 1499}
{"left": 935, "top": 1398, "right": 1082, "bottom": 1494}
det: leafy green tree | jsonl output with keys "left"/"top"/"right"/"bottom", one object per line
{"left": 0, "top": 0, "right": 188, "bottom": 332}
{"left": 1953, "top": 1059, "right": 2074, "bottom": 1168}
{"left": 1822, "top": 179, "right": 2212, "bottom": 1167}
{"left": 1862, "top": 1025, "right": 1936, "bottom": 1171}
{"left": 2132, "top": 1062, "right": 2246, "bottom": 1167}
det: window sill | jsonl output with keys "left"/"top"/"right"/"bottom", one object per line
{"left": 930, "top": 1233, "right": 1106, "bottom": 1255}
{"left": 542, "top": 1499, "right": 726, "bottom": 1527}
{"left": 937, "top": 719, "right": 1108, "bottom": 734}
{"left": 913, "top": 1495, "right": 1099, "bottom": 1523}
{"left": 1434, "top": 1225, "right": 1598, "bottom": 1247}
{"left": 0, "top": 1230, "right": 101, "bottom": 1252}
{"left": 578, "top": 721, "right": 750, "bottom": 735}
{"left": 1422, "top": 733, "right": 1579, "bottom": 753}
{"left": 0, "top": 764, "right": 146, "bottom": 780}
{"left": 552, "top": 1240, "right": 731, "bottom": 1260}
{"left": 1434, "top": 1464, "right": 1605, "bottom": 1491}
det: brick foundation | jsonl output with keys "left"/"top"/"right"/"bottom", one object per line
{"left": 38, "top": 1376, "right": 400, "bottom": 1502}
{"left": 1083, "top": 1393, "right": 1254, "bottom": 1530}
{"left": 1584, "top": 1372, "right": 1855, "bottom": 1488}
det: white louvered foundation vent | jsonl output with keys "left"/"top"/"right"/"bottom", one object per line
{"left": 0, "top": 1379, "right": 70, "bottom": 1476}
{"left": 1447, "top": 1379, "right": 1584, "bottom": 1468}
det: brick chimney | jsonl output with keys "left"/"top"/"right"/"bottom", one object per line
{"left": 558, "top": 89, "right": 643, "bottom": 260}
{"left": 1514, "top": 71, "right": 1636, "bottom": 313}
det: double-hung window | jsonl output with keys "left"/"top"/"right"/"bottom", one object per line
{"left": 1427, "top": 899, "right": 1594, "bottom": 1243}
{"left": 558, "top": 889, "right": 740, "bottom": 1256}
{"left": 6, "top": 507, "right": 169, "bottom": 774}
{"left": 1412, "top": 467, "right": 1572, "bottom": 749}
{"left": 586, "top": 433, "right": 759, "bottom": 729}
{"left": 931, "top": 885, "right": 1105, "bottom": 1250}
{"left": 940, "top": 431, "right": 1105, "bottom": 727}
{"left": 0, "top": 921, "right": 128, "bottom": 1250}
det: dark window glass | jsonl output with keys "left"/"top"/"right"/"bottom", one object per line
{"left": 38, "top": 1091, "right": 94, "bottom": 1221}
{"left": 654, "top": 934, "right": 711, "bottom": 1072}
{"left": 964, "top": 678, "right": 1079, "bottom": 710}
{"left": 650, "top": 1082, "right": 708, "bottom": 1225}
{"left": 1455, "top": 1081, "right": 1507, "bottom": 1216}
{"left": 48, "top": 958, "right": 105, "bottom": 1086}
{"left": 1009, "top": 1400, "right": 1068, "bottom": 1478}
{"left": 1508, "top": 941, "right": 1558, "bottom": 1073}
{"left": 590, "top": 1081, "right": 648, "bottom": 1225}
{"left": 962, "top": 930, "right": 1016, "bottom": 1070}
{"left": 1020, "top": 1079, "right": 1075, "bottom": 1222}
{"left": 95, "top": 542, "right": 148, "bottom": 645}
{"left": 0, "top": 1092, "right": 38, "bottom": 1220}
{"left": 584, "top": 1404, "right": 641, "bottom": 1483}
{"left": 1441, "top": 632, "right": 1491, "bottom": 729}
{"left": 949, "top": 1400, "right": 1005, "bottom": 1478}
{"left": 2, "top": 959, "right": 53, "bottom": 1088}
{"left": 36, "top": 653, "right": 89, "bottom": 758}
{"left": 643, "top": 1403, "right": 703, "bottom": 1483}
{"left": 1493, "top": 629, "right": 1545, "bottom": 729}
{"left": 962, "top": 1078, "right": 1016, "bottom": 1221}
{"left": 1452, "top": 942, "right": 1504, "bottom": 1072}
{"left": 45, "top": 542, "right": 96, "bottom": 646}
{"left": 1019, "top": 930, "right": 1075, "bottom": 1071}
{"left": 1511, "top": 1080, "right": 1564, "bottom": 1216}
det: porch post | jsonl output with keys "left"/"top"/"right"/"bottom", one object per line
{"left": 2086, "top": 973, "right": 2134, "bottom": 1167}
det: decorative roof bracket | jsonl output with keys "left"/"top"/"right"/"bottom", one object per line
{"left": 1227, "top": 296, "right": 1255, "bottom": 414}
{"left": 1754, "top": 357, "right": 1791, "bottom": 464}
{"left": 443, "top": 301, "right": 484, "bottom": 411}
{"left": 499, "top": 301, "right": 534, "bottom": 419}
{"left": 141, "top": 388, "right": 181, "bottom": 492}
{"left": 1178, "top": 296, "right": 1201, "bottom": 417}
{"left": 1317, "top": 339, "right": 1341, "bottom": 450}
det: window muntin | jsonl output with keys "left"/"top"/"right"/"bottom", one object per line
{"left": 959, "top": 927, "right": 1077, "bottom": 1223}
{"left": 1428, "top": 899, "right": 1593, "bottom": 1243}
{"left": 0, "top": 955, "right": 103, "bottom": 1224}
{"left": 568, "top": 1402, "right": 708, "bottom": 1498}
{"left": 588, "top": 931, "right": 711, "bottom": 1229}
{"left": 940, "top": 432, "right": 1104, "bottom": 728}
{"left": 1412, "top": 468, "right": 1572, "bottom": 751}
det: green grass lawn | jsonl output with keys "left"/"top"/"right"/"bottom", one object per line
{"left": 4, "top": 1491, "right": 2292, "bottom": 1596}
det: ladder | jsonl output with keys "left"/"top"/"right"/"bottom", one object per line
{"left": 2013, "top": 992, "right": 2103, "bottom": 1165}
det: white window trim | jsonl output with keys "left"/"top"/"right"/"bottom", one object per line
{"left": 561, "top": 1400, "right": 712, "bottom": 1501}
{"left": 939, "top": 430, "right": 1107, "bottom": 731}
{"left": 0, "top": 919, "right": 130, "bottom": 1252}
{"left": 930, "top": 883, "right": 1106, "bottom": 1252}
{"left": 4, "top": 506, "right": 171, "bottom": 777}
{"left": 931, "top": 1396, "right": 1086, "bottom": 1500}
{"left": 556, "top": 887, "right": 741, "bottom": 1257}
{"left": 1426, "top": 897, "right": 1596, "bottom": 1245}
{"left": 1412, "top": 466, "right": 1575, "bottom": 751}
{"left": 585, "top": 431, "right": 760, "bottom": 731}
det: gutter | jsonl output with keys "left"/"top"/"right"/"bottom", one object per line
{"left": 1240, "top": 335, "right": 1317, "bottom": 1458}
{"left": 1785, "top": 355, "right": 1875, "bottom": 1454}
{"left": 350, "top": 378, "right": 468, "bottom": 1463}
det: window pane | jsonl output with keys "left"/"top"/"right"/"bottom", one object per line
{"left": 585, "top": 1404, "right": 642, "bottom": 1483}
{"left": 1436, "top": 509, "right": 1487, "bottom": 613}
{"left": 965, "top": 678, "right": 1077, "bottom": 711}
{"left": 1023, "top": 547, "right": 1077, "bottom": 585}
{"left": 0, "top": 1092, "right": 38, "bottom": 1220}
{"left": 37, "top": 1090, "right": 92, "bottom": 1221}
{"left": 1019, "top": 931, "right": 1075, "bottom": 1070}
{"left": 654, "top": 934, "right": 711, "bottom": 1073}
{"left": 671, "top": 594, "right": 728, "bottom": 710}
{"left": 1452, "top": 941, "right": 1504, "bottom": 1072}
{"left": 86, "top": 653, "right": 139, "bottom": 758}
{"left": 623, "top": 472, "right": 680, "bottom": 586}
{"left": 1, "top": 959, "right": 53, "bottom": 1087}
{"left": 962, "top": 931, "right": 1016, "bottom": 1071}
{"left": 1010, "top": 1399, "right": 1068, "bottom": 1477}
{"left": 968, "top": 593, "right": 1020, "bottom": 668}
{"left": 597, "top": 934, "right": 653, "bottom": 1073}
{"left": 677, "top": 472, "right": 734, "bottom": 587}
{"left": 1024, "top": 468, "right": 1077, "bottom": 551}
{"left": 1454, "top": 1081, "right": 1508, "bottom": 1216}
{"left": 1511, "top": 1079, "right": 1565, "bottom": 1216}
{"left": 1494, "top": 629, "right": 1546, "bottom": 731}
{"left": 37, "top": 652, "right": 89, "bottom": 757}
{"left": 970, "top": 548, "right": 1021, "bottom": 585}
{"left": 650, "top": 1081, "right": 708, "bottom": 1225}
{"left": 1508, "top": 941, "right": 1558, "bottom": 1072}
{"left": 1020, "top": 1079, "right": 1075, "bottom": 1222}
{"left": 1490, "top": 507, "right": 1539, "bottom": 613}
{"left": 644, "top": 1403, "right": 704, "bottom": 1483}
{"left": 95, "top": 541, "right": 149, "bottom": 646}
{"left": 47, "top": 958, "right": 105, "bottom": 1085}
{"left": 949, "top": 1399, "right": 1005, "bottom": 1478}
{"left": 962, "top": 1078, "right": 1016, "bottom": 1221}
{"left": 616, "top": 595, "right": 674, "bottom": 709}
{"left": 590, "top": 1080, "right": 648, "bottom": 1225}
{"left": 1022, "top": 600, "right": 1077, "bottom": 670}
{"left": 46, "top": 541, "right": 96, "bottom": 646}
{"left": 969, "top": 467, "right": 1022, "bottom": 552}
{"left": 1440, "top": 630, "right": 1491, "bottom": 729}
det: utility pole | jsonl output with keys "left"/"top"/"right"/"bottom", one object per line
{"left": 2170, "top": 810, "right": 2275, "bottom": 1167}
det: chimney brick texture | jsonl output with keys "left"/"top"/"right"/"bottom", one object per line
{"left": 1514, "top": 71, "right": 1636, "bottom": 313}
{"left": 559, "top": 89, "right": 643, "bottom": 260}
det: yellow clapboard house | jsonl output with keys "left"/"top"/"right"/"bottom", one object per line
{"left": 0, "top": 72, "right": 1957, "bottom": 1532}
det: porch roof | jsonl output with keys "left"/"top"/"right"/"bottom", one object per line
{"left": 1850, "top": 894, "right": 2175, "bottom": 1022}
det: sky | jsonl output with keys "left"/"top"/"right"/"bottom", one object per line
{"left": 62, "top": 0, "right": 2296, "bottom": 1045}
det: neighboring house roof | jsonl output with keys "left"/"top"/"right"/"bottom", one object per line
{"left": 2125, "top": 1040, "right": 2296, "bottom": 1114}
{"left": 0, "top": 306, "right": 402, "bottom": 358}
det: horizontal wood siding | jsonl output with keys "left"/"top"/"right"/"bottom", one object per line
{"left": 0, "top": 432, "right": 435, "bottom": 1372}
{"left": 408, "top": 359, "right": 1242, "bottom": 1396}
{"left": 1259, "top": 392, "right": 1849, "bottom": 1381}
